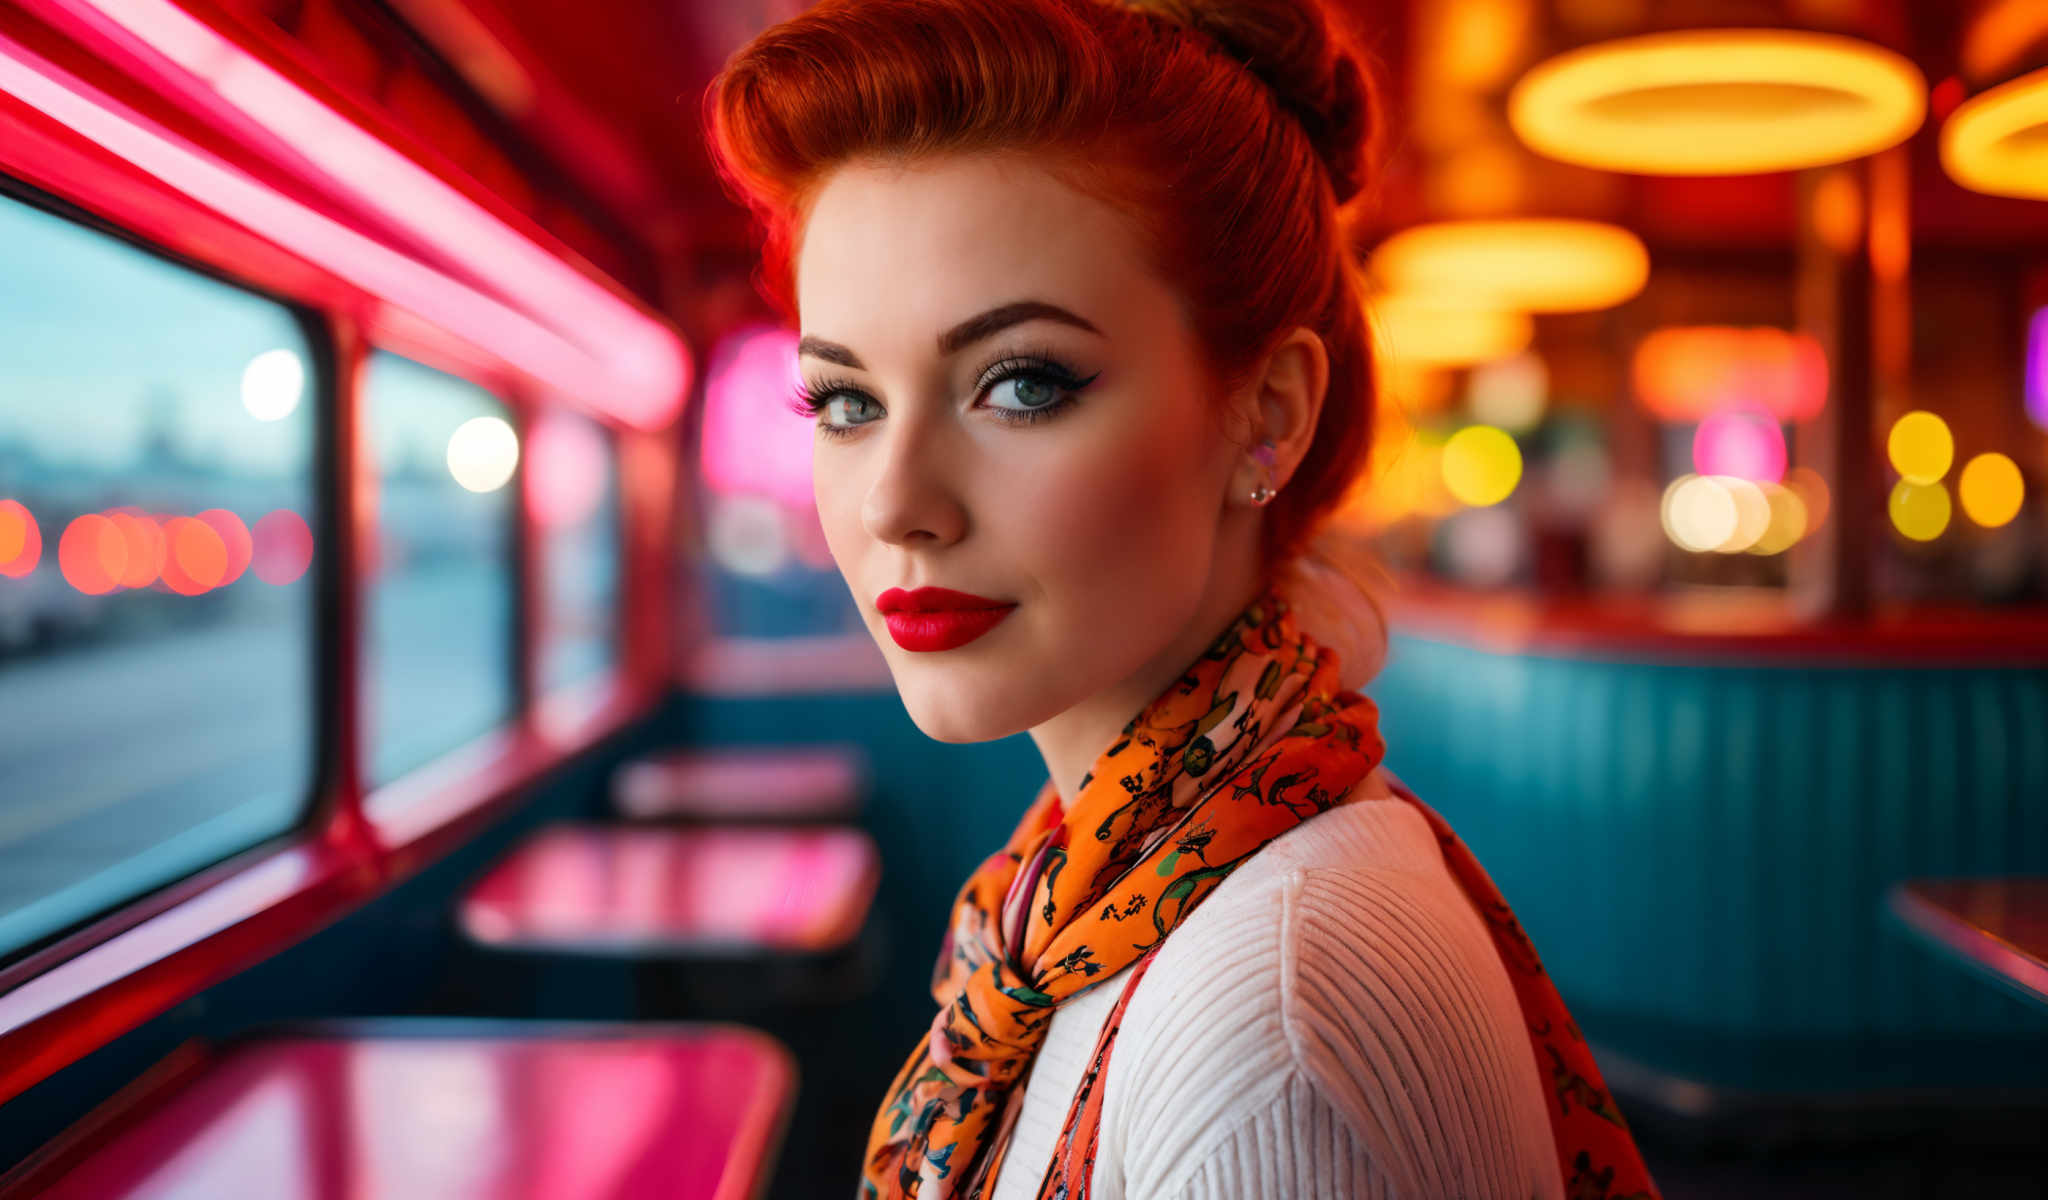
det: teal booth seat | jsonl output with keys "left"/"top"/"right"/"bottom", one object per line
{"left": 1365, "top": 624, "right": 2048, "bottom": 1125}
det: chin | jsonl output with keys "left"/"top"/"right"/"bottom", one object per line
{"left": 894, "top": 680, "right": 1024, "bottom": 744}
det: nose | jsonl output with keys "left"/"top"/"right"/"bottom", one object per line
{"left": 859, "top": 417, "right": 968, "bottom": 548}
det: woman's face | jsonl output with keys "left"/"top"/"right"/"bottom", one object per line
{"left": 793, "top": 152, "right": 1260, "bottom": 744}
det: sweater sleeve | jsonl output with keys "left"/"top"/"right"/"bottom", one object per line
{"left": 1167, "top": 1068, "right": 1399, "bottom": 1199}
{"left": 1127, "top": 864, "right": 1561, "bottom": 1200}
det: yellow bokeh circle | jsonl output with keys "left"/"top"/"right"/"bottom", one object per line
{"left": 1888, "top": 478, "right": 1951, "bottom": 541}
{"left": 1959, "top": 452, "right": 2024, "bottom": 528}
{"left": 1440, "top": 425, "right": 1523, "bottom": 507}
{"left": 1886, "top": 410, "right": 1953, "bottom": 484}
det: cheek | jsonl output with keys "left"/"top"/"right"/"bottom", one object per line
{"left": 996, "top": 391, "right": 1223, "bottom": 597}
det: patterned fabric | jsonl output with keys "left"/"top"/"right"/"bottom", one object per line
{"left": 859, "top": 590, "right": 1661, "bottom": 1200}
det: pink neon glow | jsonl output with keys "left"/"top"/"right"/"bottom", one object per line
{"left": 13, "top": 3, "right": 688, "bottom": 429}
{"left": 252, "top": 509, "right": 313, "bottom": 585}
{"left": 527, "top": 412, "right": 609, "bottom": 530}
{"left": 2027, "top": 307, "right": 2048, "bottom": 432}
{"left": 1693, "top": 408, "right": 1787, "bottom": 482}
{"left": 700, "top": 327, "right": 813, "bottom": 509}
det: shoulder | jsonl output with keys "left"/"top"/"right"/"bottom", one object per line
{"left": 1101, "top": 779, "right": 1562, "bottom": 1198}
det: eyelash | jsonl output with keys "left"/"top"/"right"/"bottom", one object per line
{"left": 787, "top": 346, "right": 1100, "bottom": 440}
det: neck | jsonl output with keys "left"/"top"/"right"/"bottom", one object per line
{"left": 1027, "top": 553, "right": 1269, "bottom": 802}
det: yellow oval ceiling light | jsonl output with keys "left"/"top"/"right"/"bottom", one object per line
{"left": 1508, "top": 29, "right": 1926, "bottom": 175}
{"left": 1941, "top": 67, "right": 2048, "bottom": 201}
{"left": 1371, "top": 220, "right": 1649, "bottom": 313}
{"left": 1369, "top": 293, "right": 1535, "bottom": 368}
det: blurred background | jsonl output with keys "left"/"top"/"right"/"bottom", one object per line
{"left": 0, "top": 1, "right": 2045, "bottom": 1198}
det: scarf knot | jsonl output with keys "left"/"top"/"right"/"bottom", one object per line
{"left": 862, "top": 592, "right": 1384, "bottom": 1197}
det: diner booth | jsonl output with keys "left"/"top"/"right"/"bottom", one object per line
{"left": 1, "top": 0, "right": 2045, "bottom": 1197}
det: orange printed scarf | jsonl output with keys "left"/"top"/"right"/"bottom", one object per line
{"left": 860, "top": 591, "right": 1660, "bottom": 1200}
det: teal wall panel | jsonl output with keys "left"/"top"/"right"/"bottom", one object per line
{"left": 1366, "top": 632, "right": 2048, "bottom": 1092}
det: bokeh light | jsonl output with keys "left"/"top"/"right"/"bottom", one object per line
{"left": 1692, "top": 409, "right": 1786, "bottom": 482}
{"left": 708, "top": 493, "right": 790, "bottom": 578}
{"left": 1633, "top": 327, "right": 1827, "bottom": 422}
{"left": 241, "top": 348, "right": 306, "bottom": 421}
{"left": 1959, "top": 452, "right": 2024, "bottom": 528}
{"left": 527, "top": 412, "right": 610, "bottom": 529}
{"left": 1888, "top": 479, "right": 1952, "bottom": 541}
{"left": 701, "top": 325, "right": 813, "bottom": 508}
{"left": 196, "top": 509, "right": 253, "bottom": 585}
{"left": 1442, "top": 506, "right": 1524, "bottom": 587}
{"left": 1440, "top": 425, "right": 1523, "bottom": 507}
{"left": 106, "top": 511, "right": 166, "bottom": 589}
{"left": 60, "top": 514, "right": 127, "bottom": 594}
{"left": 2026, "top": 306, "right": 2047, "bottom": 432}
{"left": 0, "top": 500, "right": 41, "bottom": 578}
{"left": 1886, "top": 411, "right": 1954, "bottom": 484}
{"left": 1370, "top": 295, "right": 1533, "bottom": 368}
{"left": 252, "top": 509, "right": 314, "bottom": 585}
{"left": 1716, "top": 477, "right": 1772, "bottom": 552}
{"left": 1784, "top": 466, "right": 1831, "bottom": 532}
{"left": 447, "top": 415, "right": 520, "bottom": 493}
{"left": 1467, "top": 354, "right": 1548, "bottom": 431}
{"left": 1747, "top": 481, "right": 1809, "bottom": 555}
{"left": 1371, "top": 220, "right": 1649, "bottom": 313}
{"left": 1662, "top": 474, "right": 1736, "bottom": 553}
{"left": 158, "top": 517, "right": 227, "bottom": 595}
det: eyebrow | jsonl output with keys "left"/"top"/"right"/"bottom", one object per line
{"left": 796, "top": 300, "right": 1102, "bottom": 370}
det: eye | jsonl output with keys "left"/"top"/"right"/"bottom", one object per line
{"left": 820, "top": 393, "right": 882, "bottom": 428}
{"left": 984, "top": 373, "right": 1067, "bottom": 413}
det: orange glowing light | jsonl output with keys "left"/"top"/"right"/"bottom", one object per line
{"left": 59, "top": 513, "right": 127, "bottom": 595}
{"left": 1371, "top": 220, "right": 1648, "bottom": 313}
{"left": 106, "top": 511, "right": 166, "bottom": 589}
{"left": 1509, "top": 29, "right": 1926, "bottom": 175}
{"left": 0, "top": 500, "right": 39, "bottom": 577}
{"left": 1369, "top": 294, "right": 1533, "bottom": 368}
{"left": 161, "top": 517, "right": 228, "bottom": 594}
{"left": 1632, "top": 327, "right": 1828, "bottom": 422}
{"left": 196, "top": 509, "right": 253, "bottom": 585}
{"left": 1784, "top": 466, "right": 1831, "bottom": 532}
{"left": 1940, "top": 66, "right": 2048, "bottom": 202}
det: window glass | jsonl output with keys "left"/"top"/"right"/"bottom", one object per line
{"left": 0, "top": 192, "right": 318, "bottom": 958}
{"left": 365, "top": 352, "right": 517, "bottom": 785}
{"left": 532, "top": 410, "right": 620, "bottom": 691}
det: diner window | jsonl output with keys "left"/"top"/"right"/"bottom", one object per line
{"left": 532, "top": 410, "right": 621, "bottom": 692}
{"left": 364, "top": 352, "right": 517, "bottom": 786}
{"left": 0, "top": 190, "right": 319, "bottom": 959}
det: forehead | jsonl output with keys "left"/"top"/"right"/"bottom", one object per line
{"left": 793, "top": 153, "right": 1166, "bottom": 344}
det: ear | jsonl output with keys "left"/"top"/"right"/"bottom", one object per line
{"left": 1228, "top": 326, "right": 1329, "bottom": 504}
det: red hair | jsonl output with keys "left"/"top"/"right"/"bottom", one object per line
{"left": 708, "top": 0, "right": 1383, "bottom": 567}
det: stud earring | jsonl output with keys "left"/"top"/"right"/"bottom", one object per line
{"left": 1248, "top": 439, "right": 1278, "bottom": 506}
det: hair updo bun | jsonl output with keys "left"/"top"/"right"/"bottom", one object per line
{"left": 1120, "top": 0, "right": 1379, "bottom": 205}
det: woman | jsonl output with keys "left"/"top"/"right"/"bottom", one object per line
{"left": 709, "top": 2, "right": 1661, "bottom": 1197}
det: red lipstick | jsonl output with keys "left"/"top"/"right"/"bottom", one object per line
{"left": 875, "top": 586, "right": 1016, "bottom": 652}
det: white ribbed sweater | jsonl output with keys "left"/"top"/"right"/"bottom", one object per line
{"left": 988, "top": 766, "right": 1565, "bottom": 1200}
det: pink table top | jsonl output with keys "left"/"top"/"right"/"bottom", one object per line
{"left": 612, "top": 747, "right": 864, "bottom": 821}
{"left": 460, "top": 825, "right": 880, "bottom": 955}
{"left": 10, "top": 1026, "right": 794, "bottom": 1200}
{"left": 1889, "top": 877, "right": 2048, "bottom": 1006}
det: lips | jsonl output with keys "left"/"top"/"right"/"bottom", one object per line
{"left": 876, "top": 586, "right": 1017, "bottom": 652}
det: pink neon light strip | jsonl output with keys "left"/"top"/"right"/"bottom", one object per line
{"left": 12, "top": 0, "right": 688, "bottom": 429}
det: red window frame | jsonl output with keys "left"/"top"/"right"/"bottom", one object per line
{"left": 0, "top": 0, "right": 687, "bottom": 1106}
